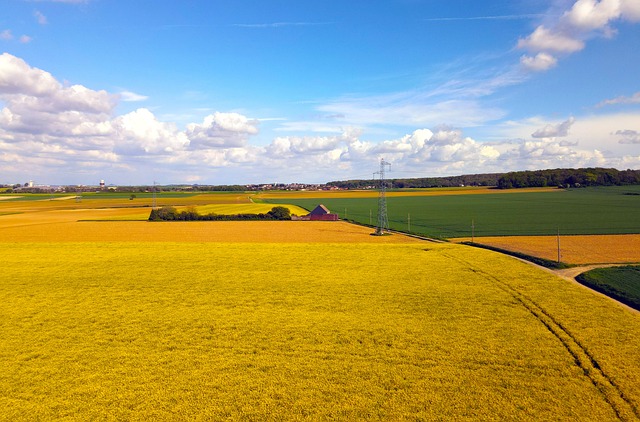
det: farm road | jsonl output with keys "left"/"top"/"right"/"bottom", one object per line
{"left": 531, "top": 262, "right": 640, "bottom": 316}
{"left": 555, "top": 264, "right": 630, "bottom": 280}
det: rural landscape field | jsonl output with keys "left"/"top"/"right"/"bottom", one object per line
{"left": 1, "top": 189, "right": 639, "bottom": 420}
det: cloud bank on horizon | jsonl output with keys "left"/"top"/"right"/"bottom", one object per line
{"left": 0, "top": 0, "right": 639, "bottom": 185}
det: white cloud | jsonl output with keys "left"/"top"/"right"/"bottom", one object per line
{"left": 615, "top": 129, "right": 640, "bottom": 144}
{"left": 119, "top": 91, "right": 148, "bottom": 102}
{"left": 516, "top": 0, "right": 640, "bottom": 73}
{"left": 532, "top": 117, "right": 576, "bottom": 138}
{"left": 318, "top": 96, "right": 505, "bottom": 129}
{"left": 1, "top": 52, "right": 638, "bottom": 185}
{"left": 0, "top": 30, "right": 12, "bottom": 41}
{"left": 19, "top": 35, "right": 33, "bottom": 44}
{"left": 517, "top": 26, "right": 585, "bottom": 53}
{"left": 186, "top": 112, "right": 259, "bottom": 148}
{"left": 113, "top": 108, "right": 189, "bottom": 154}
{"left": 0, "top": 53, "right": 62, "bottom": 96}
{"left": 620, "top": 0, "right": 640, "bottom": 20}
{"left": 563, "top": 0, "right": 640, "bottom": 31}
{"left": 520, "top": 52, "right": 558, "bottom": 72}
{"left": 597, "top": 91, "right": 640, "bottom": 107}
{"left": 35, "top": 11, "right": 48, "bottom": 25}
{"left": 564, "top": 0, "right": 622, "bottom": 30}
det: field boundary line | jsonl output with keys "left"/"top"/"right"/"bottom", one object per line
{"left": 442, "top": 251, "right": 640, "bottom": 421}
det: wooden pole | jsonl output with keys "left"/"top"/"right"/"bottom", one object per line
{"left": 471, "top": 219, "right": 475, "bottom": 243}
{"left": 557, "top": 227, "right": 561, "bottom": 263}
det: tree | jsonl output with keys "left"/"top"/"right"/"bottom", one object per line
{"left": 267, "top": 206, "right": 291, "bottom": 220}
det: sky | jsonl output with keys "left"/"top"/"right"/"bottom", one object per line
{"left": 1, "top": 0, "right": 639, "bottom": 186}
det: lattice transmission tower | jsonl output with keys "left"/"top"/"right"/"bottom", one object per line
{"left": 374, "top": 158, "right": 391, "bottom": 236}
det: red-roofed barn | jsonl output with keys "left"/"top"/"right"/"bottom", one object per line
{"left": 308, "top": 204, "right": 339, "bottom": 221}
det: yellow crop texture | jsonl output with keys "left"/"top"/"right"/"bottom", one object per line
{"left": 1, "top": 241, "right": 639, "bottom": 420}
{"left": 189, "top": 203, "right": 309, "bottom": 216}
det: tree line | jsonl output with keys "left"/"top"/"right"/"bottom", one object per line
{"left": 327, "top": 168, "right": 640, "bottom": 190}
{"left": 496, "top": 168, "right": 640, "bottom": 189}
{"left": 327, "top": 173, "right": 502, "bottom": 190}
{"left": 149, "top": 206, "right": 292, "bottom": 221}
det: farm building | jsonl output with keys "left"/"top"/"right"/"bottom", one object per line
{"left": 308, "top": 204, "right": 339, "bottom": 221}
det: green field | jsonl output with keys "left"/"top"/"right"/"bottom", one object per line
{"left": 577, "top": 266, "right": 640, "bottom": 311}
{"left": 2, "top": 241, "right": 640, "bottom": 420}
{"left": 267, "top": 186, "right": 640, "bottom": 237}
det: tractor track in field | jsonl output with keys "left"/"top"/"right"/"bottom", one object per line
{"left": 441, "top": 251, "right": 640, "bottom": 421}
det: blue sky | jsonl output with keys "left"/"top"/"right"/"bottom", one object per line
{"left": 1, "top": 0, "right": 639, "bottom": 185}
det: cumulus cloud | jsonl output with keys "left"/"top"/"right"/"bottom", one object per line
{"left": 615, "top": 129, "right": 640, "bottom": 144}
{"left": 1, "top": 52, "right": 638, "bottom": 185}
{"left": 0, "top": 54, "right": 116, "bottom": 138}
{"left": 502, "top": 139, "right": 607, "bottom": 169}
{"left": 1, "top": 53, "right": 64, "bottom": 96}
{"left": 532, "top": 117, "right": 575, "bottom": 138}
{"left": 517, "top": 0, "right": 640, "bottom": 72}
{"left": 186, "top": 112, "right": 259, "bottom": 148}
{"left": 113, "top": 108, "right": 189, "bottom": 154}
{"left": 517, "top": 26, "right": 585, "bottom": 53}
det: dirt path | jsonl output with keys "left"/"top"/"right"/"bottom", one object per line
{"left": 554, "top": 264, "right": 631, "bottom": 280}
{"left": 516, "top": 260, "right": 640, "bottom": 315}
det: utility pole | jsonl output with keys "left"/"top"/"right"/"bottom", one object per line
{"left": 471, "top": 219, "right": 475, "bottom": 243}
{"left": 557, "top": 227, "right": 561, "bottom": 263}
{"left": 373, "top": 158, "right": 391, "bottom": 236}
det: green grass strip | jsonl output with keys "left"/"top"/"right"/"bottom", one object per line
{"left": 576, "top": 266, "right": 640, "bottom": 311}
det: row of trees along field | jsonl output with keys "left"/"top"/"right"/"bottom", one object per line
{"left": 497, "top": 168, "right": 640, "bottom": 189}
{"left": 327, "top": 173, "right": 503, "bottom": 189}
{"left": 327, "top": 168, "right": 640, "bottom": 190}
{"left": 148, "top": 206, "right": 292, "bottom": 221}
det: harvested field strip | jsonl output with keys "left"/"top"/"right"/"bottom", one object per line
{"left": 452, "top": 235, "right": 640, "bottom": 265}
{"left": 0, "top": 220, "right": 423, "bottom": 243}
{"left": 442, "top": 249, "right": 639, "bottom": 420}
{"left": 189, "top": 203, "right": 309, "bottom": 217}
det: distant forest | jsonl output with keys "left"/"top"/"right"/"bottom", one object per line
{"left": 327, "top": 168, "right": 640, "bottom": 190}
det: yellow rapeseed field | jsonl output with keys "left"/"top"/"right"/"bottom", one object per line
{"left": 1, "top": 241, "right": 639, "bottom": 420}
{"left": 453, "top": 235, "right": 640, "bottom": 265}
{"left": 1, "top": 196, "right": 639, "bottom": 419}
{"left": 189, "top": 203, "right": 309, "bottom": 217}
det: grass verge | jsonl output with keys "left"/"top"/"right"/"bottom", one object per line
{"left": 576, "top": 266, "right": 640, "bottom": 311}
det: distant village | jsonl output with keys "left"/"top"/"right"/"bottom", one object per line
{"left": 0, "top": 180, "right": 358, "bottom": 194}
{"left": 3, "top": 168, "right": 638, "bottom": 193}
